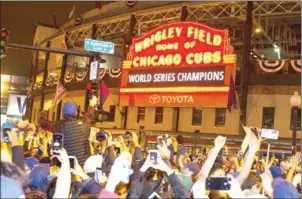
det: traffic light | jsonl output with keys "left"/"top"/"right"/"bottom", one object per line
{"left": 1, "top": 28, "right": 9, "bottom": 56}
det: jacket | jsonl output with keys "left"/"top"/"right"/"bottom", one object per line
{"left": 54, "top": 118, "right": 90, "bottom": 166}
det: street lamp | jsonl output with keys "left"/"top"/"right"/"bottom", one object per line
{"left": 290, "top": 91, "right": 301, "bottom": 155}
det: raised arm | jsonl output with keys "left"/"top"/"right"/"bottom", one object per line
{"left": 8, "top": 128, "right": 25, "bottom": 171}
{"left": 236, "top": 135, "right": 260, "bottom": 185}
{"left": 286, "top": 152, "right": 301, "bottom": 182}
{"left": 198, "top": 136, "right": 226, "bottom": 179}
{"left": 53, "top": 149, "right": 71, "bottom": 199}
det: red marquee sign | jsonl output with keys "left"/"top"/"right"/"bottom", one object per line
{"left": 119, "top": 22, "right": 236, "bottom": 108}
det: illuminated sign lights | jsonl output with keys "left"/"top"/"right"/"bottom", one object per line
{"left": 119, "top": 22, "right": 236, "bottom": 108}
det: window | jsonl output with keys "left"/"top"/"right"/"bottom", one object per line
{"left": 192, "top": 108, "right": 202, "bottom": 126}
{"left": 290, "top": 108, "right": 301, "bottom": 131}
{"left": 262, "top": 107, "right": 275, "bottom": 129}
{"left": 137, "top": 107, "right": 145, "bottom": 123}
{"left": 108, "top": 105, "right": 116, "bottom": 122}
{"left": 1, "top": 74, "right": 10, "bottom": 82}
{"left": 52, "top": 111, "right": 56, "bottom": 121}
{"left": 11, "top": 76, "right": 27, "bottom": 84}
{"left": 33, "top": 109, "right": 36, "bottom": 122}
{"left": 155, "top": 107, "right": 164, "bottom": 124}
{"left": 215, "top": 108, "right": 226, "bottom": 126}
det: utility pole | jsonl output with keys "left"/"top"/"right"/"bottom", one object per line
{"left": 239, "top": 1, "right": 253, "bottom": 132}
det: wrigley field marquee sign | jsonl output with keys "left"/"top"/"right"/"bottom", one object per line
{"left": 119, "top": 22, "right": 236, "bottom": 107}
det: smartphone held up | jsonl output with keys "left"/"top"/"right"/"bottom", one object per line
{"left": 206, "top": 177, "right": 231, "bottom": 191}
{"left": 53, "top": 133, "right": 64, "bottom": 152}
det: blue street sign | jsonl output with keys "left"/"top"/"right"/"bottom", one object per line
{"left": 84, "top": 39, "right": 115, "bottom": 54}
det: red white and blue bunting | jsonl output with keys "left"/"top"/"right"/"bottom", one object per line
{"left": 257, "top": 60, "right": 286, "bottom": 73}
{"left": 98, "top": 68, "right": 121, "bottom": 79}
{"left": 75, "top": 71, "right": 87, "bottom": 82}
{"left": 33, "top": 69, "right": 121, "bottom": 90}
{"left": 64, "top": 72, "right": 74, "bottom": 83}
{"left": 45, "top": 76, "right": 60, "bottom": 87}
{"left": 109, "top": 68, "right": 122, "bottom": 78}
{"left": 99, "top": 69, "right": 107, "bottom": 80}
{"left": 126, "top": 1, "right": 136, "bottom": 7}
{"left": 258, "top": 59, "right": 301, "bottom": 73}
{"left": 75, "top": 14, "right": 84, "bottom": 26}
{"left": 289, "top": 60, "right": 301, "bottom": 73}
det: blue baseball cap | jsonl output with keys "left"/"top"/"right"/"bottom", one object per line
{"left": 29, "top": 165, "right": 50, "bottom": 188}
{"left": 62, "top": 102, "right": 78, "bottom": 117}
{"left": 25, "top": 157, "right": 39, "bottom": 170}
{"left": 272, "top": 178, "right": 300, "bottom": 199}
{"left": 269, "top": 165, "right": 282, "bottom": 178}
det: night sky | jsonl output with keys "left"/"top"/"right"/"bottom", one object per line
{"left": 1, "top": 1, "right": 95, "bottom": 77}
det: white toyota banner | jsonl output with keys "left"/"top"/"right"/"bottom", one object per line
{"left": 6, "top": 94, "right": 27, "bottom": 116}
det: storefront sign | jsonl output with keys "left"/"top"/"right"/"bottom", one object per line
{"left": 7, "top": 94, "right": 27, "bottom": 116}
{"left": 120, "top": 22, "right": 236, "bottom": 107}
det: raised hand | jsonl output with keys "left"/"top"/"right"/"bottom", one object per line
{"left": 106, "top": 151, "right": 133, "bottom": 192}
{"left": 248, "top": 135, "right": 261, "bottom": 153}
{"left": 130, "top": 131, "right": 139, "bottom": 147}
{"left": 106, "top": 132, "right": 114, "bottom": 147}
{"left": 290, "top": 152, "right": 301, "bottom": 169}
{"left": 149, "top": 150, "right": 174, "bottom": 176}
{"left": 157, "top": 142, "right": 171, "bottom": 159}
{"left": 115, "top": 136, "right": 129, "bottom": 152}
{"left": 214, "top": 136, "right": 226, "bottom": 150}
{"left": 7, "top": 128, "right": 21, "bottom": 147}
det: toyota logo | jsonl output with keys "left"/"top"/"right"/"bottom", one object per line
{"left": 149, "top": 95, "right": 161, "bottom": 104}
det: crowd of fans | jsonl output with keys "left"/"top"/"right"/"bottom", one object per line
{"left": 1, "top": 101, "right": 301, "bottom": 199}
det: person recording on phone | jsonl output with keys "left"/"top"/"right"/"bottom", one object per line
{"left": 53, "top": 102, "right": 90, "bottom": 166}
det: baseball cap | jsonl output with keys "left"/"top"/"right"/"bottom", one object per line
{"left": 269, "top": 165, "right": 282, "bottom": 178}
{"left": 25, "top": 157, "right": 39, "bottom": 170}
{"left": 272, "top": 178, "right": 300, "bottom": 199}
{"left": 29, "top": 164, "right": 50, "bottom": 188}
{"left": 62, "top": 102, "right": 78, "bottom": 117}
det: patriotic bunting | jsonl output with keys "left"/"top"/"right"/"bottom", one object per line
{"left": 257, "top": 59, "right": 301, "bottom": 73}
{"left": 33, "top": 69, "right": 122, "bottom": 90}
{"left": 45, "top": 76, "right": 60, "bottom": 87}
{"left": 64, "top": 72, "right": 74, "bottom": 83}
{"left": 98, "top": 68, "right": 122, "bottom": 79}
{"left": 75, "top": 71, "right": 87, "bottom": 82}
{"left": 75, "top": 14, "right": 84, "bottom": 26}
{"left": 126, "top": 1, "right": 136, "bottom": 7}
{"left": 289, "top": 59, "right": 301, "bottom": 73}
{"left": 99, "top": 68, "right": 107, "bottom": 80}
{"left": 257, "top": 60, "right": 285, "bottom": 73}
{"left": 109, "top": 68, "right": 121, "bottom": 78}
